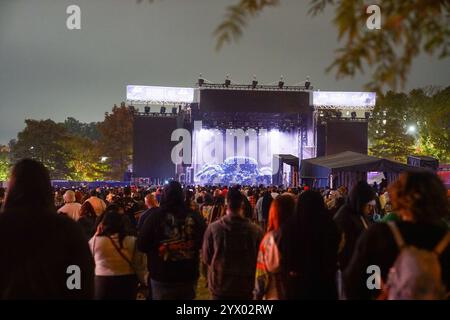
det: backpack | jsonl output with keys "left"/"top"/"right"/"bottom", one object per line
{"left": 384, "top": 222, "right": 450, "bottom": 300}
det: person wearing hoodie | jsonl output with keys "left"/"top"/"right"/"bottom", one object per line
{"left": 333, "top": 181, "right": 376, "bottom": 273}
{"left": 137, "top": 181, "right": 206, "bottom": 300}
{"left": 202, "top": 187, "right": 263, "bottom": 300}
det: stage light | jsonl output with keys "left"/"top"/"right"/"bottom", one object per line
{"left": 172, "top": 107, "right": 177, "bottom": 114}
{"left": 198, "top": 73, "right": 204, "bottom": 87}
{"left": 365, "top": 112, "right": 371, "bottom": 120}
{"left": 252, "top": 75, "right": 258, "bottom": 89}
{"left": 144, "top": 106, "right": 150, "bottom": 114}
{"left": 305, "top": 76, "right": 311, "bottom": 89}
{"left": 225, "top": 74, "right": 231, "bottom": 87}
{"left": 278, "top": 76, "right": 284, "bottom": 89}
{"left": 351, "top": 112, "right": 357, "bottom": 119}
{"left": 160, "top": 106, "right": 166, "bottom": 114}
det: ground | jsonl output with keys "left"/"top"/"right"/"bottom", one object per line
{"left": 196, "top": 274, "right": 210, "bottom": 300}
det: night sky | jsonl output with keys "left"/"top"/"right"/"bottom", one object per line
{"left": 1, "top": 0, "right": 449, "bottom": 144}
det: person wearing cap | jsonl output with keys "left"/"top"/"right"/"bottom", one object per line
{"left": 58, "top": 190, "right": 82, "bottom": 221}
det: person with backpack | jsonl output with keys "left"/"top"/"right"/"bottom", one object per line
{"left": 254, "top": 193, "right": 295, "bottom": 300}
{"left": 202, "top": 187, "right": 263, "bottom": 300}
{"left": 344, "top": 171, "right": 450, "bottom": 300}
{"left": 137, "top": 181, "right": 206, "bottom": 300}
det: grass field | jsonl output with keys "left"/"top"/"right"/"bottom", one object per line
{"left": 196, "top": 274, "right": 211, "bottom": 300}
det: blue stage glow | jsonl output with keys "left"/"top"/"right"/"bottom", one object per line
{"left": 194, "top": 156, "right": 272, "bottom": 185}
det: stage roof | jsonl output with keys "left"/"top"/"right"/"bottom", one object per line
{"left": 300, "top": 151, "right": 420, "bottom": 178}
{"left": 274, "top": 154, "right": 299, "bottom": 167}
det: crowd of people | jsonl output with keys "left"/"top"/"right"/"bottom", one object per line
{"left": 0, "top": 158, "right": 448, "bottom": 300}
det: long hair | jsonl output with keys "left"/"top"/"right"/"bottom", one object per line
{"left": 3, "top": 159, "right": 54, "bottom": 213}
{"left": 280, "top": 191, "right": 336, "bottom": 289}
{"left": 267, "top": 194, "right": 295, "bottom": 232}
{"left": 388, "top": 171, "right": 448, "bottom": 223}
{"left": 97, "top": 204, "right": 127, "bottom": 247}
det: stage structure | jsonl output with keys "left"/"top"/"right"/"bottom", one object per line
{"left": 129, "top": 78, "right": 376, "bottom": 187}
{"left": 312, "top": 91, "right": 376, "bottom": 157}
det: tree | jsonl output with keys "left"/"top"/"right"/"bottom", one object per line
{"left": 0, "top": 146, "right": 10, "bottom": 181}
{"left": 62, "top": 117, "right": 100, "bottom": 141}
{"left": 368, "top": 86, "right": 450, "bottom": 163}
{"left": 417, "top": 86, "right": 450, "bottom": 161}
{"left": 63, "top": 136, "right": 110, "bottom": 181}
{"left": 98, "top": 103, "right": 134, "bottom": 180}
{"left": 10, "top": 119, "right": 71, "bottom": 179}
{"left": 368, "top": 92, "right": 415, "bottom": 161}
{"left": 213, "top": 0, "right": 450, "bottom": 92}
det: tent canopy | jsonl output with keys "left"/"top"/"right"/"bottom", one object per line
{"left": 300, "top": 151, "right": 421, "bottom": 189}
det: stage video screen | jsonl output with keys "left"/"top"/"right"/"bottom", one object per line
{"left": 192, "top": 126, "right": 298, "bottom": 185}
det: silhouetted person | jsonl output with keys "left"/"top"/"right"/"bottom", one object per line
{"left": 0, "top": 159, "right": 94, "bottom": 299}
{"left": 334, "top": 181, "right": 376, "bottom": 271}
{"left": 280, "top": 191, "right": 340, "bottom": 299}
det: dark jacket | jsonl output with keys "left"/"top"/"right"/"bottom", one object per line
{"left": 334, "top": 182, "right": 375, "bottom": 271}
{"left": 77, "top": 214, "right": 97, "bottom": 241}
{"left": 0, "top": 209, "right": 95, "bottom": 299}
{"left": 334, "top": 204, "right": 370, "bottom": 270}
{"left": 281, "top": 211, "right": 340, "bottom": 300}
{"left": 137, "top": 206, "right": 206, "bottom": 283}
{"left": 137, "top": 207, "right": 158, "bottom": 231}
{"left": 202, "top": 214, "right": 263, "bottom": 299}
{"left": 344, "top": 221, "right": 450, "bottom": 299}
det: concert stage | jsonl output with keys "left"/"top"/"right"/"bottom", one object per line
{"left": 129, "top": 80, "right": 375, "bottom": 186}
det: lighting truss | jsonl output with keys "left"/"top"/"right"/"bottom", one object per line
{"left": 198, "top": 83, "right": 312, "bottom": 92}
